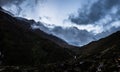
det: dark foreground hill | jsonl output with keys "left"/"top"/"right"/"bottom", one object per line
{"left": 0, "top": 7, "right": 76, "bottom": 66}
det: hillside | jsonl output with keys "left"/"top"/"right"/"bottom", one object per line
{"left": 0, "top": 7, "right": 120, "bottom": 72}
{"left": 46, "top": 31, "right": 120, "bottom": 72}
{"left": 0, "top": 7, "right": 75, "bottom": 66}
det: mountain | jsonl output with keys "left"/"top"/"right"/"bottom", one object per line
{"left": 44, "top": 31, "right": 120, "bottom": 72}
{"left": 0, "top": 7, "right": 76, "bottom": 66}
{"left": 0, "top": 7, "right": 120, "bottom": 72}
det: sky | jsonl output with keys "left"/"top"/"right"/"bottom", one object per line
{"left": 0, "top": 0, "right": 120, "bottom": 46}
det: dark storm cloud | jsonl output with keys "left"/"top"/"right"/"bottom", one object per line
{"left": 0, "top": 0, "right": 45, "bottom": 6}
{"left": 0, "top": 0, "right": 27, "bottom": 15}
{"left": 51, "top": 26, "right": 94, "bottom": 46}
{"left": 0, "top": 0, "right": 25, "bottom": 6}
{"left": 1, "top": 0, "right": 119, "bottom": 46}
{"left": 69, "top": 0, "right": 120, "bottom": 24}
{"left": 51, "top": 25, "right": 120, "bottom": 46}
{"left": 0, "top": 0, "right": 46, "bottom": 16}
{"left": 95, "top": 26, "right": 120, "bottom": 39}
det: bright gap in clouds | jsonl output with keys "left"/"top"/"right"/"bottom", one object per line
{"left": 35, "top": 0, "right": 82, "bottom": 26}
{"left": 2, "top": 0, "right": 99, "bottom": 32}
{"left": 1, "top": 0, "right": 120, "bottom": 46}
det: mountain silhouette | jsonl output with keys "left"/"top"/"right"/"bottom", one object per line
{"left": 0, "top": 7, "right": 76, "bottom": 66}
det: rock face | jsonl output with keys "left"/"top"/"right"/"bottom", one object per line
{"left": 0, "top": 8, "right": 75, "bottom": 66}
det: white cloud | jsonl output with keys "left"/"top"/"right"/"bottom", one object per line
{"left": 1, "top": 0, "right": 120, "bottom": 46}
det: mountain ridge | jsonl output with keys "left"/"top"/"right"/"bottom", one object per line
{"left": 45, "top": 30, "right": 120, "bottom": 72}
{"left": 0, "top": 7, "right": 76, "bottom": 65}
{"left": 0, "top": 7, "right": 120, "bottom": 72}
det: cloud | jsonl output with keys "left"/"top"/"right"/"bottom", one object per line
{"left": 0, "top": 0, "right": 46, "bottom": 16}
{"left": 0, "top": 0, "right": 45, "bottom": 6}
{"left": 50, "top": 26, "right": 95, "bottom": 46}
{"left": 1, "top": 0, "right": 120, "bottom": 46}
{"left": 48, "top": 0, "right": 120, "bottom": 46}
{"left": 50, "top": 24, "right": 120, "bottom": 46}
{"left": 69, "top": 0, "right": 120, "bottom": 25}
{"left": 0, "top": 0, "right": 24, "bottom": 6}
{"left": 67, "top": 0, "right": 120, "bottom": 45}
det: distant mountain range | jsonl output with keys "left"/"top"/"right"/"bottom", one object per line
{"left": 0, "top": 7, "right": 120, "bottom": 72}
